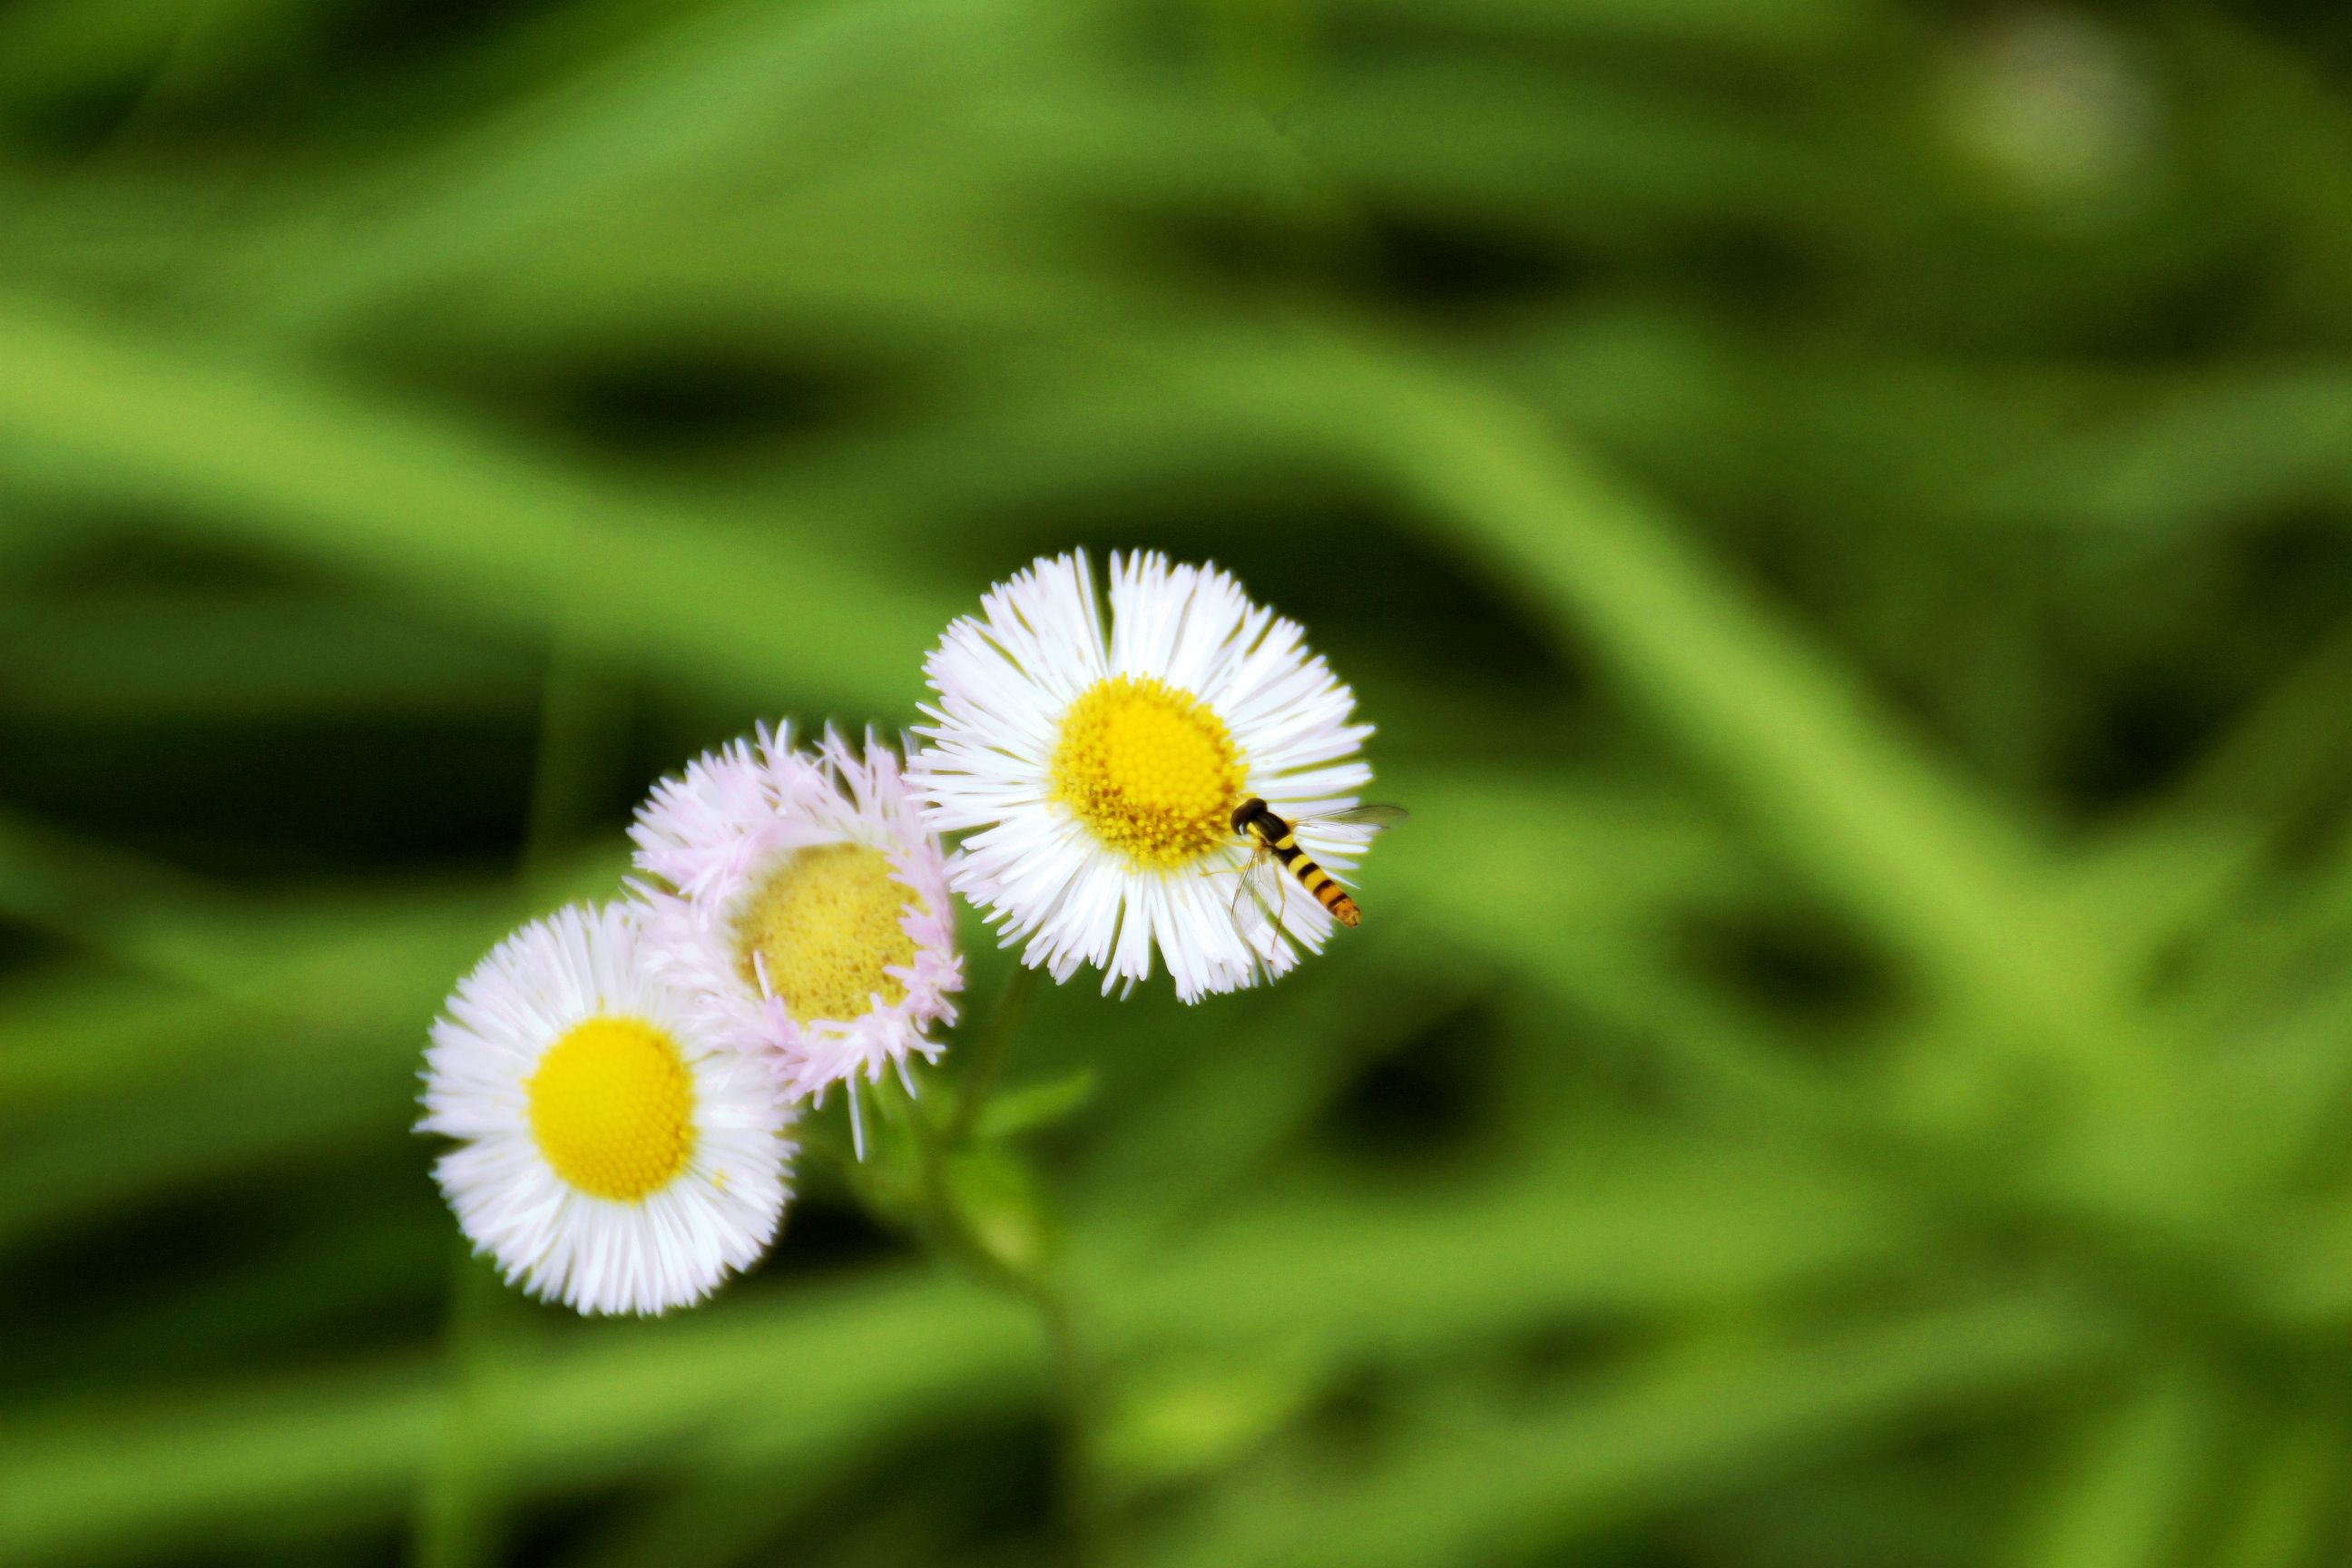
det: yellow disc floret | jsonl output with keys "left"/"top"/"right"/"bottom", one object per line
{"left": 527, "top": 1016, "right": 695, "bottom": 1202}
{"left": 736, "top": 843, "right": 919, "bottom": 1024}
{"left": 1052, "top": 674, "right": 1246, "bottom": 867}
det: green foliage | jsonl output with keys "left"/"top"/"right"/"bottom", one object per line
{"left": 4, "top": 1, "right": 2352, "bottom": 1564}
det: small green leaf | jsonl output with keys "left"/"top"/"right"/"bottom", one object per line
{"left": 975, "top": 1069, "right": 1099, "bottom": 1142}
{"left": 1098, "top": 1344, "right": 1327, "bottom": 1497}
{"left": 946, "top": 1143, "right": 1054, "bottom": 1279}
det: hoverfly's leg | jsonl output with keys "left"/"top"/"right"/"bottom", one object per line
{"left": 1266, "top": 875, "right": 1296, "bottom": 975}
{"left": 1227, "top": 872, "right": 1265, "bottom": 987}
{"left": 1229, "top": 854, "right": 1288, "bottom": 987}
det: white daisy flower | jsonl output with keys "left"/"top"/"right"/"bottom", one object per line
{"left": 418, "top": 902, "right": 790, "bottom": 1316}
{"left": 631, "top": 726, "right": 962, "bottom": 1099}
{"left": 909, "top": 550, "right": 1377, "bottom": 1002}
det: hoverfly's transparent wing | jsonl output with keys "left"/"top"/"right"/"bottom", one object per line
{"left": 1228, "top": 848, "right": 1289, "bottom": 942}
{"left": 1212, "top": 848, "right": 1290, "bottom": 986}
{"left": 1306, "top": 803, "right": 1410, "bottom": 833}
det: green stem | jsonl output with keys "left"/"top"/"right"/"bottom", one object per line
{"left": 416, "top": 634, "right": 613, "bottom": 1566}
{"left": 413, "top": 1241, "right": 507, "bottom": 1568}
{"left": 892, "top": 970, "right": 1100, "bottom": 1566}
{"left": 949, "top": 962, "right": 1040, "bottom": 1144}
{"left": 1037, "top": 1287, "right": 1105, "bottom": 1568}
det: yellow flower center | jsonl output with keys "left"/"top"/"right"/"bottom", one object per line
{"left": 736, "top": 843, "right": 919, "bottom": 1023}
{"left": 526, "top": 1016, "right": 696, "bottom": 1202}
{"left": 1052, "top": 675, "right": 1246, "bottom": 868}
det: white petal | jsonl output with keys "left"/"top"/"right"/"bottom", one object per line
{"left": 419, "top": 902, "right": 792, "bottom": 1316}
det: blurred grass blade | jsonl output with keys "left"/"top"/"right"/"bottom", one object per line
{"left": 1314, "top": 332, "right": 2132, "bottom": 1060}
{"left": 0, "top": 292, "right": 947, "bottom": 716}
{"left": 1138, "top": 1292, "right": 2123, "bottom": 1568}
{"left": 2006, "top": 1368, "right": 2216, "bottom": 1568}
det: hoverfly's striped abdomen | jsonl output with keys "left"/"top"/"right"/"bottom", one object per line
{"left": 1232, "top": 797, "right": 1362, "bottom": 927}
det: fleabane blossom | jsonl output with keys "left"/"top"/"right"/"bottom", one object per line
{"left": 909, "top": 550, "right": 1379, "bottom": 1002}
{"left": 632, "top": 726, "right": 961, "bottom": 1098}
{"left": 418, "top": 902, "right": 791, "bottom": 1316}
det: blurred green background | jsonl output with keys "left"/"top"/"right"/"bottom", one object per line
{"left": 8, "top": 0, "right": 2352, "bottom": 1563}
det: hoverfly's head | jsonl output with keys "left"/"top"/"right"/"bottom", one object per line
{"left": 1230, "top": 798, "right": 1266, "bottom": 835}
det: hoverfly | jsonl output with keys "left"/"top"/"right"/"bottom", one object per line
{"left": 1222, "top": 797, "right": 1408, "bottom": 956}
